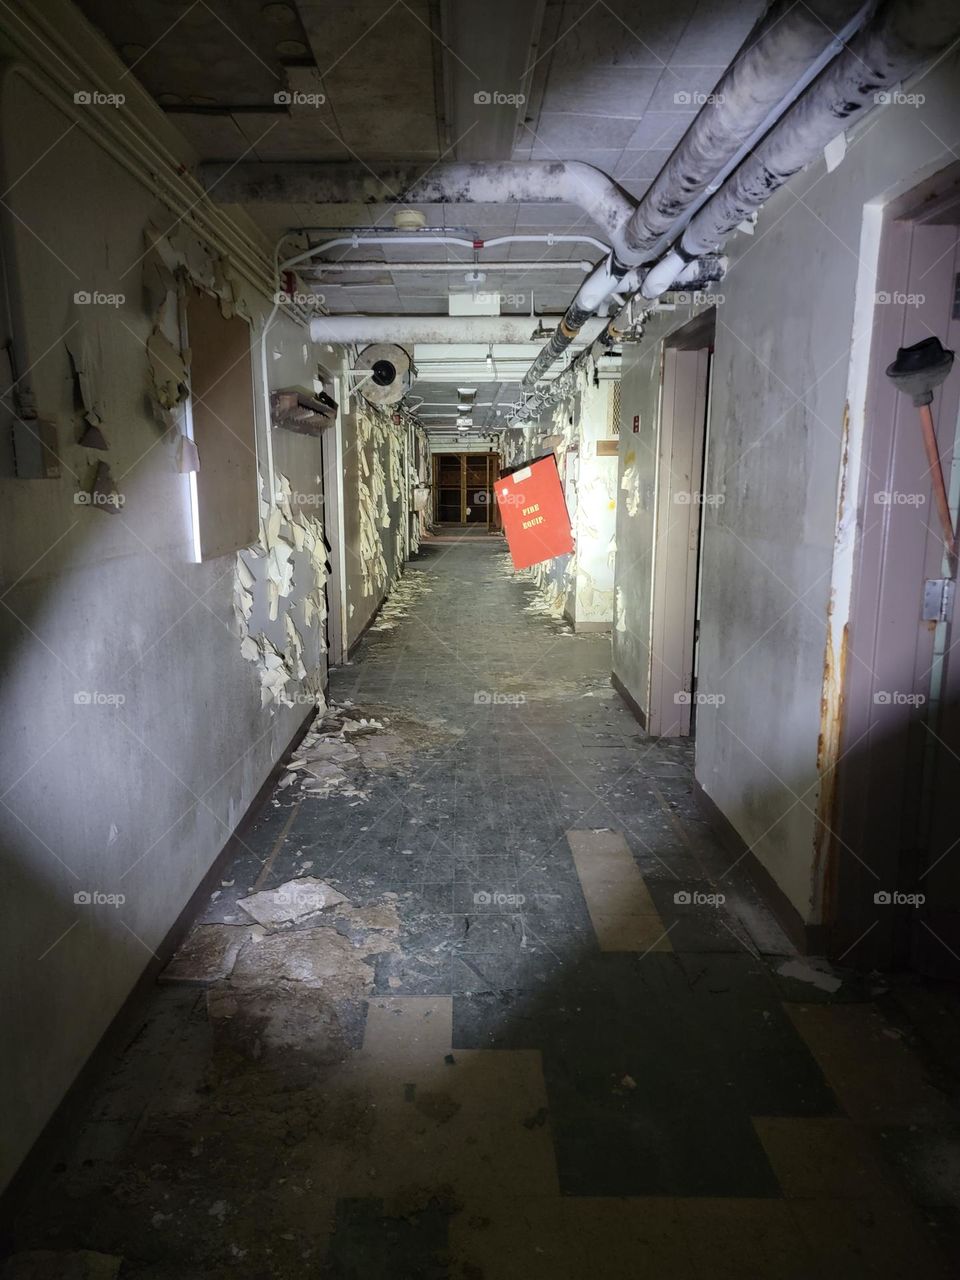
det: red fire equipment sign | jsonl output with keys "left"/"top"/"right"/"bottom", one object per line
{"left": 495, "top": 454, "right": 575, "bottom": 571}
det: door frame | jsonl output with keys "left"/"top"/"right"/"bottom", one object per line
{"left": 827, "top": 163, "right": 960, "bottom": 972}
{"left": 647, "top": 311, "right": 714, "bottom": 737}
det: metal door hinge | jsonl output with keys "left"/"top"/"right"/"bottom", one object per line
{"left": 922, "top": 578, "right": 955, "bottom": 623}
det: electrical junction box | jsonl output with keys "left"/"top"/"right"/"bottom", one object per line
{"left": 496, "top": 453, "right": 574, "bottom": 570}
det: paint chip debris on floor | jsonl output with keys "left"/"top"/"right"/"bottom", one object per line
{"left": 4, "top": 540, "right": 959, "bottom": 1279}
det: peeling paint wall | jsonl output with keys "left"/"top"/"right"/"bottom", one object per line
{"left": 612, "top": 52, "right": 960, "bottom": 925}
{"left": 340, "top": 396, "right": 407, "bottom": 648}
{"left": 501, "top": 366, "right": 615, "bottom": 630}
{"left": 0, "top": 33, "right": 344, "bottom": 1189}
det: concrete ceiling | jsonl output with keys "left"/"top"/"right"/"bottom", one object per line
{"left": 76, "top": 0, "right": 765, "bottom": 431}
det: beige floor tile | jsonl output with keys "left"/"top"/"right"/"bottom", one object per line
{"left": 678, "top": 1198, "right": 812, "bottom": 1280}
{"left": 784, "top": 1004, "right": 952, "bottom": 1125}
{"left": 561, "top": 1197, "right": 698, "bottom": 1278}
{"left": 360, "top": 995, "right": 453, "bottom": 1064}
{"left": 449, "top": 1196, "right": 573, "bottom": 1279}
{"left": 789, "top": 1197, "right": 952, "bottom": 1278}
{"left": 336, "top": 1045, "right": 560, "bottom": 1202}
{"left": 753, "top": 1116, "right": 902, "bottom": 1200}
{"left": 591, "top": 913, "right": 674, "bottom": 952}
{"left": 567, "top": 829, "right": 670, "bottom": 952}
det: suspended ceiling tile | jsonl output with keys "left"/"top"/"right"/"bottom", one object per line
{"left": 545, "top": 0, "right": 696, "bottom": 72}
{"left": 342, "top": 285, "right": 401, "bottom": 310}
{"left": 380, "top": 240, "right": 451, "bottom": 263}
{"left": 668, "top": 0, "right": 766, "bottom": 64}
{"left": 643, "top": 66, "right": 728, "bottom": 113}
{"left": 614, "top": 150, "right": 670, "bottom": 182}
{"left": 623, "top": 113, "right": 695, "bottom": 151}
{"left": 530, "top": 111, "right": 638, "bottom": 153}
{"left": 539, "top": 66, "right": 661, "bottom": 119}
{"left": 401, "top": 297, "right": 452, "bottom": 312}
{"left": 298, "top": 0, "right": 441, "bottom": 159}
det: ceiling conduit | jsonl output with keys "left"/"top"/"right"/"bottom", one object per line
{"left": 519, "top": 0, "right": 871, "bottom": 392}
{"left": 306, "top": 258, "right": 725, "bottom": 345}
{"left": 522, "top": 0, "right": 960, "bottom": 403}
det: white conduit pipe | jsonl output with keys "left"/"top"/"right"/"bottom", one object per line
{"left": 280, "top": 232, "right": 609, "bottom": 275}
{"left": 308, "top": 315, "right": 608, "bottom": 345}
{"left": 306, "top": 260, "right": 594, "bottom": 274}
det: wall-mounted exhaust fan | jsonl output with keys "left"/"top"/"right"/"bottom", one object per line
{"left": 354, "top": 343, "right": 415, "bottom": 407}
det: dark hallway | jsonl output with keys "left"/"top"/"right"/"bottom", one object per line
{"left": 3, "top": 0, "right": 960, "bottom": 1273}
{"left": 5, "top": 539, "right": 958, "bottom": 1278}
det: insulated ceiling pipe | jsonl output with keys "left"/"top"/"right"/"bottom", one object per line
{"left": 671, "top": 0, "right": 960, "bottom": 269}
{"left": 202, "top": 161, "right": 637, "bottom": 256}
{"left": 307, "top": 315, "right": 608, "bottom": 344}
{"left": 558, "top": 0, "right": 960, "bottom": 384}
{"left": 619, "top": 0, "right": 870, "bottom": 262}
{"left": 518, "top": 0, "right": 870, "bottom": 390}
{"left": 520, "top": 256, "right": 718, "bottom": 391}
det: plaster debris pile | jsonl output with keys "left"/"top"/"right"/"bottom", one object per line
{"left": 164, "top": 875, "right": 402, "bottom": 1003}
{"left": 280, "top": 700, "right": 462, "bottom": 800}
{"left": 369, "top": 569, "right": 433, "bottom": 632}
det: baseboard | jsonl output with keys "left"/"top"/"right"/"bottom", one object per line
{"left": 347, "top": 588, "right": 390, "bottom": 658}
{"left": 692, "top": 780, "right": 826, "bottom": 955}
{"left": 572, "top": 620, "right": 612, "bottom": 634}
{"left": 611, "top": 670, "right": 647, "bottom": 729}
{"left": 0, "top": 705, "right": 316, "bottom": 1221}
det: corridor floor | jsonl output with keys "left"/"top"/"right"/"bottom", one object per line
{"left": 4, "top": 538, "right": 959, "bottom": 1279}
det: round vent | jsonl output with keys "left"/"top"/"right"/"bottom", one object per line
{"left": 355, "top": 343, "right": 414, "bottom": 406}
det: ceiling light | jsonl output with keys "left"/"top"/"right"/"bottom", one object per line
{"left": 393, "top": 209, "right": 427, "bottom": 231}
